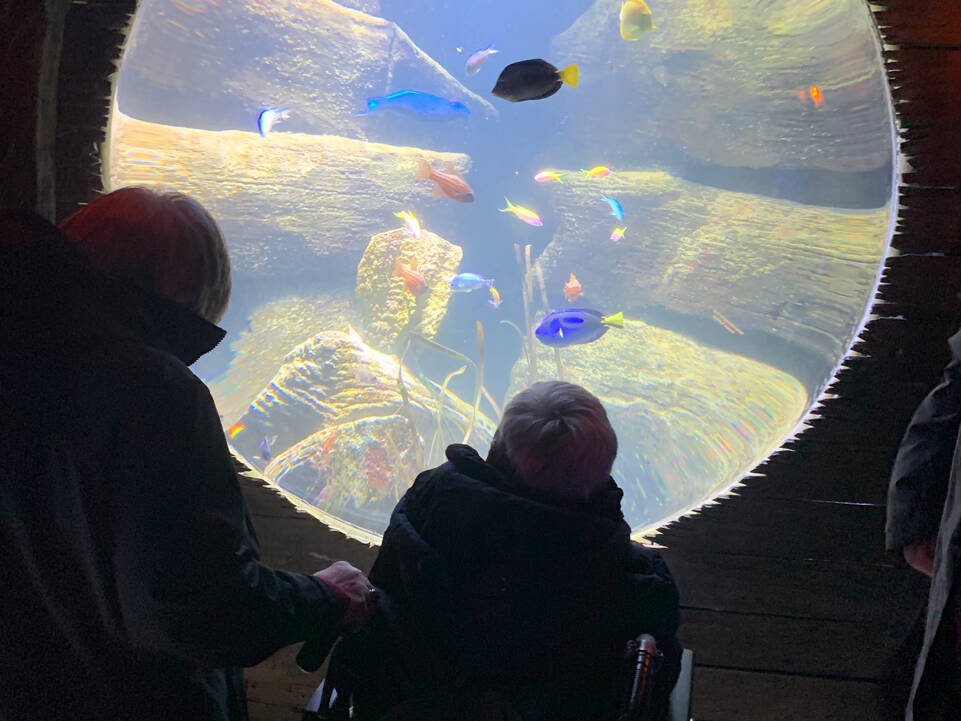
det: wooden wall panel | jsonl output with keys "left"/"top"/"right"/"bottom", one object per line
{"left": 1, "top": 0, "right": 955, "bottom": 719}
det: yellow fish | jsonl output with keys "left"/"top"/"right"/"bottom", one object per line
{"left": 620, "top": 0, "right": 656, "bottom": 41}
{"left": 499, "top": 198, "right": 543, "bottom": 227}
{"left": 581, "top": 166, "right": 612, "bottom": 178}
{"left": 488, "top": 286, "right": 502, "bottom": 308}
{"left": 610, "top": 226, "right": 627, "bottom": 242}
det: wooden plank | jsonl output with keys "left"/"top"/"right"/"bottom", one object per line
{"left": 874, "top": 1, "right": 961, "bottom": 47}
{"left": 55, "top": 0, "right": 137, "bottom": 219}
{"left": 892, "top": 188, "right": 961, "bottom": 254}
{"left": 889, "top": 47, "right": 961, "bottom": 188}
{"left": 660, "top": 549, "right": 927, "bottom": 623}
{"left": 679, "top": 609, "right": 902, "bottom": 682}
{"left": 692, "top": 667, "right": 901, "bottom": 721}
{"left": 0, "top": 0, "right": 69, "bottom": 217}
{"left": 659, "top": 497, "right": 890, "bottom": 565}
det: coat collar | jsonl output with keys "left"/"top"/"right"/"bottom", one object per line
{"left": 0, "top": 211, "right": 225, "bottom": 366}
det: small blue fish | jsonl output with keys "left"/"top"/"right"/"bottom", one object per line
{"left": 257, "top": 108, "right": 290, "bottom": 137}
{"left": 450, "top": 273, "right": 494, "bottom": 292}
{"left": 601, "top": 195, "right": 624, "bottom": 220}
{"left": 466, "top": 42, "right": 499, "bottom": 75}
{"left": 259, "top": 437, "right": 273, "bottom": 463}
{"left": 362, "top": 91, "right": 470, "bottom": 119}
{"left": 534, "top": 309, "right": 624, "bottom": 347}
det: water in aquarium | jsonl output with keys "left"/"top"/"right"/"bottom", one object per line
{"left": 107, "top": 0, "right": 897, "bottom": 541}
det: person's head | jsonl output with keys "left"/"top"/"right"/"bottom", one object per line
{"left": 487, "top": 381, "right": 618, "bottom": 501}
{"left": 58, "top": 187, "right": 231, "bottom": 323}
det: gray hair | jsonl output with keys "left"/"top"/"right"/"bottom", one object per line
{"left": 59, "top": 187, "right": 231, "bottom": 323}
{"left": 489, "top": 381, "right": 618, "bottom": 500}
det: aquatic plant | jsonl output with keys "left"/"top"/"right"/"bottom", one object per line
{"left": 406, "top": 324, "right": 497, "bottom": 452}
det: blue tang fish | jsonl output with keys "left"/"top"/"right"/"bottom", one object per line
{"left": 450, "top": 273, "right": 494, "bottom": 292}
{"left": 601, "top": 195, "right": 624, "bottom": 220}
{"left": 363, "top": 91, "right": 470, "bottom": 119}
{"left": 535, "top": 309, "right": 624, "bottom": 347}
{"left": 259, "top": 437, "right": 273, "bottom": 462}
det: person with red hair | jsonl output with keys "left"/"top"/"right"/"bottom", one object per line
{"left": 0, "top": 187, "right": 376, "bottom": 721}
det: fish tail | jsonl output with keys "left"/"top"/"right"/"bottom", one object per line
{"left": 488, "top": 41, "right": 498, "bottom": 52}
{"left": 559, "top": 64, "right": 579, "bottom": 88}
{"left": 499, "top": 197, "right": 514, "bottom": 213}
{"left": 393, "top": 259, "right": 404, "bottom": 278}
{"left": 601, "top": 311, "right": 624, "bottom": 328}
{"left": 414, "top": 159, "right": 432, "bottom": 179}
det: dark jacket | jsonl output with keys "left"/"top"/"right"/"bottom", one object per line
{"left": 0, "top": 213, "right": 345, "bottom": 721}
{"left": 887, "top": 329, "right": 961, "bottom": 720}
{"left": 334, "top": 444, "right": 681, "bottom": 721}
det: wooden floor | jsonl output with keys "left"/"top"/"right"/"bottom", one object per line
{"left": 3, "top": 1, "right": 961, "bottom": 719}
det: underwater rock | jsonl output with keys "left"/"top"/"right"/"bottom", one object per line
{"left": 550, "top": 0, "right": 892, "bottom": 176}
{"left": 229, "top": 326, "right": 496, "bottom": 537}
{"left": 506, "top": 318, "right": 807, "bottom": 536}
{"left": 108, "top": 111, "right": 472, "bottom": 280}
{"left": 210, "top": 292, "right": 360, "bottom": 425}
{"left": 356, "top": 227, "right": 463, "bottom": 354}
{"left": 534, "top": 170, "right": 889, "bottom": 374}
{"left": 117, "top": 0, "right": 496, "bottom": 151}
{"left": 267, "top": 415, "right": 422, "bottom": 537}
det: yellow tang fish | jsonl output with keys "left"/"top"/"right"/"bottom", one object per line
{"left": 620, "top": 0, "right": 656, "bottom": 41}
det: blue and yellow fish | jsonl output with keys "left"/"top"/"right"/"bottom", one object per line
{"left": 535, "top": 308, "right": 623, "bottom": 347}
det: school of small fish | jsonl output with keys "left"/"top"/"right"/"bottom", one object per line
{"left": 230, "top": 0, "right": 822, "bottom": 453}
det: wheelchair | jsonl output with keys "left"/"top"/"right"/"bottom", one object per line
{"left": 302, "top": 632, "right": 694, "bottom": 721}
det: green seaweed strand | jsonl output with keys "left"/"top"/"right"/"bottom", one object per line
{"left": 462, "top": 321, "right": 485, "bottom": 445}
{"left": 429, "top": 364, "right": 468, "bottom": 465}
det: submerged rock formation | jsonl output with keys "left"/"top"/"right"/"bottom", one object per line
{"left": 534, "top": 170, "right": 889, "bottom": 372}
{"left": 550, "top": 0, "right": 892, "bottom": 175}
{"left": 229, "top": 326, "right": 496, "bottom": 538}
{"left": 356, "top": 227, "right": 463, "bottom": 354}
{"left": 118, "top": 0, "right": 496, "bottom": 151}
{"left": 211, "top": 293, "right": 360, "bottom": 425}
{"left": 108, "top": 112, "right": 472, "bottom": 279}
{"left": 507, "top": 318, "right": 807, "bottom": 535}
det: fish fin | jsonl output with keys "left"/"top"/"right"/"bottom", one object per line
{"left": 432, "top": 185, "right": 444, "bottom": 199}
{"left": 393, "top": 259, "right": 404, "bottom": 278}
{"left": 409, "top": 258, "right": 418, "bottom": 270}
{"left": 443, "top": 162, "right": 466, "bottom": 181}
{"left": 602, "top": 311, "right": 624, "bottom": 328}
{"left": 499, "top": 197, "right": 513, "bottom": 212}
{"left": 414, "top": 159, "right": 432, "bottom": 180}
{"left": 559, "top": 64, "right": 579, "bottom": 88}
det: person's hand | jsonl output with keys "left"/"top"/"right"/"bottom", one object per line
{"left": 903, "top": 539, "right": 936, "bottom": 577}
{"left": 313, "top": 561, "right": 377, "bottom": 632}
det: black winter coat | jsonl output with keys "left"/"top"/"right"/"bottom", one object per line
{"left": 0, "top": 214, "right": 345, "bottom": 721}
{"left": 335, "top": 444, "right": 681, "bottom": 721}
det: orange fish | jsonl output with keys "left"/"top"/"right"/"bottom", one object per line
{"left": 415, "top": 159, "right": 475, "bottom": 203}
{"left": 322, "top": 431, "right": 337, "bottom": 455}
{"left": 563, "top": 272, "right": 583, "bottom": 302}
{"left": 393, "top": 258, "right": 428, "bottom": 295}
{"left": 799, "top": 86, "right": 823, "bottom": 108}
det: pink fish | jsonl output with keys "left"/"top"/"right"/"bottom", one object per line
{"left": 465, "top": 42, "right": 498, "bottom": 75}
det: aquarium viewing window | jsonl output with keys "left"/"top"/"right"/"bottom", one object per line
{"left": 107, "top": 0, "right": 898, "bottom": 542}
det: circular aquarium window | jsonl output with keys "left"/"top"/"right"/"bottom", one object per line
{"left": 107, "top": 0, "right": 897, "bottom": 542}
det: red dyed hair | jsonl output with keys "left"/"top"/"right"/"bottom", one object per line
{"left": 59, "top": 187, "right": 231, "bottom": 323}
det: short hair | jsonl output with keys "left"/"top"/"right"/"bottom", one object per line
{"left": 58, "top": 187, "right": 231, "bottom": 323}
{"left": 490, "top": 381, "right": 618, "bottom": 500}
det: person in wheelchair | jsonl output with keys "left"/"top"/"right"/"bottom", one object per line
{"left": 324, "top": 381, "right": 682, "bottom": 720}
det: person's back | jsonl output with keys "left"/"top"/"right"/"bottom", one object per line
{"left": 0, "top": 194, "right": 375, "bottom": 721}
{"left": 330, "top": 382, "right": 681, "bottom": 721}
